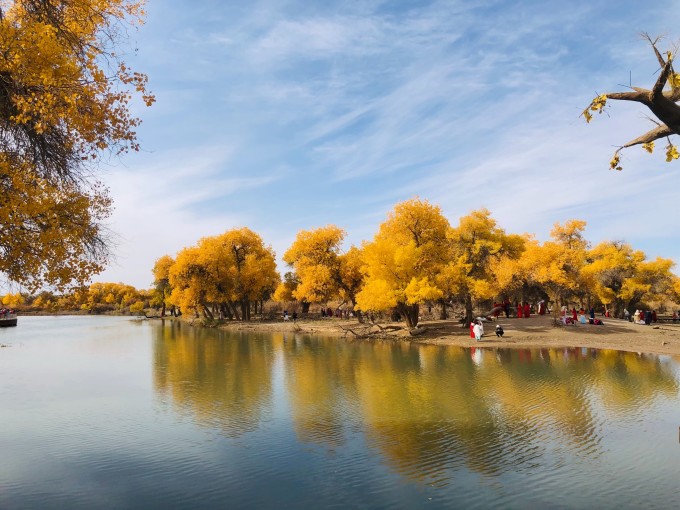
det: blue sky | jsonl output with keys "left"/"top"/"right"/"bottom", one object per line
{"left": 98, "top": 0, "right": 680, "bottom": 288}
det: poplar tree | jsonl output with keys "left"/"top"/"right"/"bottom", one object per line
{"left": 0, "top": 0, "right": 153, "bottom": 290}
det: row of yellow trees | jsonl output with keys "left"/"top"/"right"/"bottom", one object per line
{"left": 4, "top": 283, "right": 150, "bottom": 314}
{"left": 152, "top": 199, "right": 680, "bottom": 328}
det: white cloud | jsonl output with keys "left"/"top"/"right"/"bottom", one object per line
{"left": 88, "top": 0, "right": 680, "bottom": 287}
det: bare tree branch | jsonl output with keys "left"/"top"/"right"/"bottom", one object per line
{"left": 652, "top": 60, "right": 674, "bottom": 100}
{"left": 606, "top": 90, "right": 649, "bottom": 102}
{"left": 622, "top": 124, "right": 674, "bottom": 148}
{"left": 642, "top": 32, "right": 666, "bottom": 68}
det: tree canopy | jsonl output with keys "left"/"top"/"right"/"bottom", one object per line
{"left": 168, "top": 228, "right": 279, "bottom": 320}
{"left": 282, "top": 225, "right": 346, "bottom": 306}
{"left": 356, "top": 199, "right": 450, "bottom": 328}
{"left": 0, "top": 0, "right": 153, "bottom": 290}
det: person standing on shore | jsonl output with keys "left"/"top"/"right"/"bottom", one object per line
{"left": 523, "top": 302, "right": 531, "bottom": 318}
{"left": 517, "top": 302, "right": 523, "bottom": 318}
{"left": 473, "top": 321, "right": 482, "bottom": 341}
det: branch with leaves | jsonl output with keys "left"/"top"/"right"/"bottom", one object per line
{"left": 583, "top": 34, "right": 680, "bottom": 170}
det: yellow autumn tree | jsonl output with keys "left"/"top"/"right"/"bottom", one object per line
{"left": 219, "top": 228, "right": 279, "bottom": 320}
{"left": 337, "top": 245, "right": 365, "bottom": 320}
{"left": 169, "top": 228, "right": 279, "bottom": 321}
{"left": 620, "top": 257, "right": 676, "bottom": 312}
{"left": 446, "top": 209, "right": 525, "bottom": 325}
{"left": 582, "top": 241, "right": 675, "bottom": 316}
{"left": 532, "top": 220, "right": 589, "bottom": 315}
{"left": 84, "top": 282, "right": 143, "bottom": 311}
{"left": 152, "top": 255, "right": 175, "bottom": 317}
{"left": 491, "top": 235, "right": 538, "bottom": 304}
{"left": 2, "top": 292, "right": 24, "bottom": 307}
{"left": 0, "top": 0, "right": 153, "bottom": 290}
{"left": 672, "top": 276, "right": 680, "bottom": 305}
{"left": 273, "top": 271, "right": 300, "bottom": 303}
{"left": 168, "top": 245, "right": 214, "bottom": 319}
{"left": 356, "top": 199, "right": 449, "bottom": 328}
{"left": 282, "top": 225, "right": 346, "bottom": 313}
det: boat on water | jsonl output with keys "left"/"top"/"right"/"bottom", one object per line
{"left": 0, "top": 311, "right": 17, "bottom": 327}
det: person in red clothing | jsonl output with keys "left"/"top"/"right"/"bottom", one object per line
{"left": 470, "top": 321, "right": 475, "bottom": 338}
{"left": 517, "top": 302, "right": 523, "bottom": 318}
{"left": 571, "top": 307, "right": 578, "bottom": 322}
{"left": 523, "top": 302, "right": 531, "bottom": 318}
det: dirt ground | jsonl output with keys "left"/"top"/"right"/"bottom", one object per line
{"left": 215, "top": 314, "right": 680, "bottom": 356}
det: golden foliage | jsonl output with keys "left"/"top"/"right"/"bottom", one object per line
{"left": 283, "top": 225, "right": 346, "bottom": 304}
{"left": 168, "top": 228, "right": 279, "bottom": 318}
{"left": 140, "top": 204, "right": 680, "bottom": 323}
{"left": 337, "top": 246, "right": 365, "bottom": 304}
{"left": 582, "top": 241, "right": 676, "bottom": 309}
{"left": 2, "top": 292, "right": 24, "bottom": 307}
{"left": 273, "top": 272, "right": 299, "bottom": 303}
{"left": 581, "top": 94, "right": 608, "bottom": 123}
{"left": 0, "top": 0, "right": 153, "bottom": 289}
{"left": 446, "top": 209, "right": 525, "bottom": 302}
{"left": 356, "top": 199, "right": 449, "bottom": 320}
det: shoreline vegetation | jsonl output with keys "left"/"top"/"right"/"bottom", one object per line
{"left": 153, "top": 313, "right": 680, "bottom": 357}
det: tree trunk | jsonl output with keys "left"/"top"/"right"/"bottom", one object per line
{"left": 552, "top": 290, "right": 561, "bottom": 325}
{"left": 398, "top": 303, "right": 419, "bottom": 329}
{"left": 202, "top": 304, "right": 214, "bottom": 320}
{"left": 464, "top": 293, "right": 474, "bottom": 327}
{"left": 302, "top": 301, "right": 310, "bottom": 314}
{"left": 160, "top": 302, "right": 166, "bottom": 317}
{"left": 229, "top": 302, "right": 241, "bottom": 321}
{"left": 439, "top": 299, "right": 448, "bottom": 320}
{"left": 220, "top": 303, "right": 233, "bottom": 320}
{"left": 240, "top": 301, "right": 250, "bottom": 321}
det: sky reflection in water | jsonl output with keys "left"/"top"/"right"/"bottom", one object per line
{"left": 2, "top": 316, "right": 680, "bottom": 509}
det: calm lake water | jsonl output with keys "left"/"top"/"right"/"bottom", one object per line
{"left": 2, "top": 316, "right": 680, "bottom": 509}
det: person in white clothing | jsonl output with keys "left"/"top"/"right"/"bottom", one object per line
{"left": 473, "top": 321, "right": 482, "bottom": 341}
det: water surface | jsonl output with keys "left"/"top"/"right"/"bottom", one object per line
{"left": 2, "top": 316, "right": 680, "bottom": 509}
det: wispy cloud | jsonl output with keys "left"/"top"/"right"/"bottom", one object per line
{"left": 94, "top": 0, "right": 680, "bottom": 287}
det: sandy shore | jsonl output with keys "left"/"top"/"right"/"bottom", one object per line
{"left": 214, "top": 314, "right": 680, "bottom": 356}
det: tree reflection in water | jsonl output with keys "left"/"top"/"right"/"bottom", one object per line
{"left": 153, "top": 322, "right": 275, "bottom": 438}
{"left": 153, "top": 326, "right": 678, "bottom": 483}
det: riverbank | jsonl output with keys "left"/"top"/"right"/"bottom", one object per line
{"left": 207, "top": 314, "right": 680, "bottom": 356}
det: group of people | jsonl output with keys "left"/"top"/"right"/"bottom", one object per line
{"left": 470, "top": 319, "right": 505, "bottom": 341}
{"left": 491, "top": 300, "right": 550, "bottom": 319}
{"left": 559, "top": 306, "right": 603, "bottom": 325}
{"left": 631, "top": 309, "right": 656, "bottom": 325}
{"left": 320, "top": 307, "right": 355, "bottom": 319}
{"left": 0, "top": 308, "right": 15, "bottom": 318}
{"left": 282, "top": 310, "right": 298, "bottom": 322}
